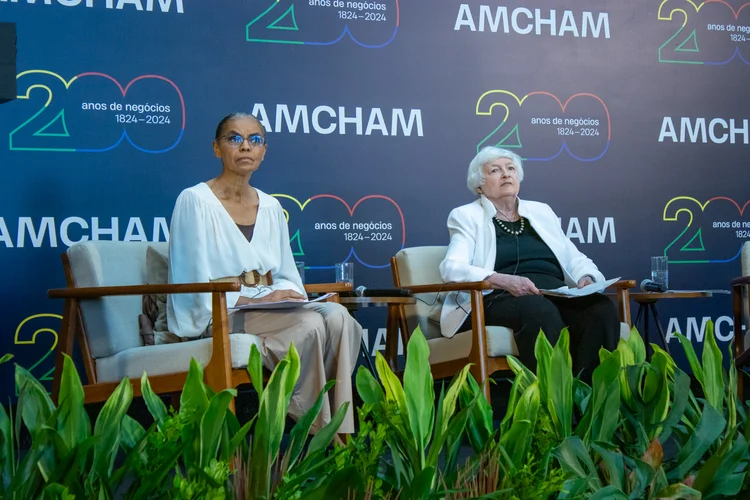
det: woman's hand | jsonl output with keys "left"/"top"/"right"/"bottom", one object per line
{"left": 577, "top": 276, "right": 594, "bottom": 288}
{"left": 236, "top": 289, "right": 306, "bottom": 305}
{"left": 487, "top": 273, "right": 540, "bottom": 296}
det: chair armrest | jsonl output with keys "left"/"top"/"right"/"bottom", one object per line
{"left": 732, "top": 276, "right": 750, "bottom": 287}
{"left": 400, "top": 281, "right": 493, "bottom": 294}
{"left": 48, "top": 282, "right": 241, "bottom": 299}
{"left": 607, "top": 280, "right": 636, "bottom": 290}
{"left": 304, "top": 282, "right": 352, "bottom": 294}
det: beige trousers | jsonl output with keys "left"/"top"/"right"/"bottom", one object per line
{"left": 232, "top": 302, "right": 362, "bottom": 434}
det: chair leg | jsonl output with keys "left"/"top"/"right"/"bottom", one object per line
{"left": 733, "top": 284, "right": 745, "bottom": 399}
{"left": 52, "top": 298, "right": 78, "bottom": 404}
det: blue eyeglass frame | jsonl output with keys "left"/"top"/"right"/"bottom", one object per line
{"left": 220, "top": 133, "right": 267, "bottom": 147}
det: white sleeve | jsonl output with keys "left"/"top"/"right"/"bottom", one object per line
{"left": 167, "top": 190, "right": 213, "bottom": 338}
{"left": 439, "top": 208, "right": 493, "bottom": 283}
{"left": 546, "top": 205, "right": 606, "bottom": 283}
{"left": 242, "top": 202, "right": 306, "bottom": 299}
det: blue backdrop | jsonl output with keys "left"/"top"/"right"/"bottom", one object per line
{"left": 0, "top": 0, "right": 747, "bottom": 400}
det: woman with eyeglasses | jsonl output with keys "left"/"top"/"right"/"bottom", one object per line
{"left": 166, "top": 112, "right": 362, "bottom": 434}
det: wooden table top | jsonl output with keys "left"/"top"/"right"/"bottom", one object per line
{"left": 631, "top": 291, "right": 715, "bottom": 303}
{"left": 338, "top": 296, "right": 416, "bottom": 306}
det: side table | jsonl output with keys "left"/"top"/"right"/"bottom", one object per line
{"left": 338, "top": 296, "right": 416, "bottom": 373}
{"left": 631, "top": 291, "right": 714, "bottom": 354}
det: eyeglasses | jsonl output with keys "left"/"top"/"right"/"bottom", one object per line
{"left": 219, "top": 134, "right": 267, "bottom": 148}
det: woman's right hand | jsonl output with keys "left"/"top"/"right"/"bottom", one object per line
{"left": 487, "top": 273, "right": 540, "bottom": 296}
{"left": 236, "top": 289, "right": 306, "bottom": 305}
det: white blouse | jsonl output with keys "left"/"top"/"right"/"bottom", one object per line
{"left": 166, "top": 182, "right": 305, "bottom": 338}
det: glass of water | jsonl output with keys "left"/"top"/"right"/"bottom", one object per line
{"left": 335, "top": 262, "right": 354, "bottom": 285}
{"left": 651, "top": 256, "right": 668, "bottom": 289}
{"left": 295, "top": 261, "right": 305, "bottom": 285}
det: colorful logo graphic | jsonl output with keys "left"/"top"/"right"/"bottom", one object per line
{"left": 272, "top": 193, "right": 405, "bottom": 269}
{"left": 475, "top": 90, "right": 611, "bottom": 161}
{"left": 663, "top": 196, "right": 750, "bottom": 263}
{"left": 14, "top": 313, "right": 61, "bottom": 392}
{"left": 246, "top": 0, "right": 399, "bottom": 48}
{"left": 9, "top": 70, "right": 185, "bottom": 153}
{"left": 658, "top": 0, "right": 750, "bottom": 64}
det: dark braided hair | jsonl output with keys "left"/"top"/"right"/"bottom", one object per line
{"left": 214, "top": 112, "right": 266, "bottom": 140}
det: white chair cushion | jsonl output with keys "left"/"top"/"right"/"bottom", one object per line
{"left": 95, "top": 333, "right": 262, "bottom": 383}
{"left": 67, "top": 241, "right": 170, "bottom": 359}
{"left": 394, "top": 246, "right": 449, "bottom": 341}
{"left": 427, "top": 323, "right": 631, "bottom": 365}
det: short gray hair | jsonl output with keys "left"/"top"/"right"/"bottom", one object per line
{"left": 466, "top": 147, "right": 524, "bottom": 195}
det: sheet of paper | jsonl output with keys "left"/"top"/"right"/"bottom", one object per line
{"left": 540, "top": 277, "right": 621, "bottom": 298}
{"left": 229, "top": 292, "right": 335, "bottom": 310}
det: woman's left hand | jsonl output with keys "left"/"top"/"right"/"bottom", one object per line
{"left": 577, "top": 276, "right": 594, "bottom": 288}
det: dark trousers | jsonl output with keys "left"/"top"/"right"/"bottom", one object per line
{"left": 462, "top": 292, "right": 620, "bottom": 382}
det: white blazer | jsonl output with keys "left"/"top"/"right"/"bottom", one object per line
{"left": 438, "top": 195, "right": 605, "bottom": 338}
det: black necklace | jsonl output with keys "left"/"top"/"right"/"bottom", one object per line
{"left": 493, "top": 216, "right": 525, "bottom": 236}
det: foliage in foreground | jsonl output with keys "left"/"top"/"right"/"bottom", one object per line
{"left": 0, "top": 321, "right": 748, "bottom": 499}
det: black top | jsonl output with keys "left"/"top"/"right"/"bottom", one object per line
{"left": 493, "top": 217, "right": 565, "bottom": 290}
{"left": 237, "top": 223, "right": 255, "bottom": 242}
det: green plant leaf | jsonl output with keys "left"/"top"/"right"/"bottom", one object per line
{"left": 119, "top": 415, "right": 145, "bottom": 451}
{"left": 248, "top": 343, "right": 264, "bottom": 398}
{"left": 654, "top": 483, "right": 702, "bottom": 499}
{"left": 180, "top": 358, "right": 210, "bottom": 420}
{"left": 198, "top": 389, "right": 236, "bottom": 468}
{"left": 694, "top": 431, "right": 749, "bottom": 497}
{"left": 626, "top": 327, "right": 646, "bottom": 364}
{"left": 670, "top": 403, "right": 726, "bottom": 481}
{"left": 92, "top": 377, "right": 133, "bottom": 477}
{"left": 286, "top": 379, "right": 335, "bottom": 471}
{"left": 355, "top": 365, "right": 384, "bottom": 405}
{"left": 701, "top": 321, "right": 724, "bottom": 412}
{"left": 703, "top": 474, "right": 746, "bottom": 499}
{"left": 249, "top": 357, "right": 291, "bottom": 500}
{"left": 549, "top": 328, "right": 573, "bottom": 439}
{"left": 434, "top": 364, "right": 471, "bottom": 448}
{"left": 15, "top": 364, "right": 55, "bottom": 437}
{"left": 0, "top": 401, "right": 14, "bottom": 489}
{"left": 501, "top": 382, "right": 540, "bottom": 469}
{"left": 227, "top": 415, "right": 255, "bottom": 461}
{"left": 587, "top": 485, "right": 629, "bottom": 500}
{"left": 644, "top": 353, "right": 672, "bottom": 435}
{"left": 658, "top": 369, "right": 691, "bottom": 443}
{"left": 56, "top": 355, "right": 90, "bottom": 451}
{"left": 584, "top": 350, "right": 621, "bottom": 444}
{"left": 676, "top": 332, "right": 704, "bottom": 386}
{"left": 534, "top": 329, "right": 554, "bottom": 403}
{"left": 307, "top": 401, "right": 350, "bottom": 456}
{"left": 442, "top": 405, "right": 472, "bottom": 475}
{"left": 591, "top": 442, "right": 624, "bottom": 491}
{"left": 284, "top": 343, "right": 301, "bottom": 402}
{"left": 140, "top": 372, "right": 167, "bottom": 431}
{"left": 552, "top": 435, "right": 601, "bottom": 492}
{"left": 403, "top": 328, "right": 434, "bottom": 464}
{"left": 460, "top": 374, "right": 494, "bottom": 453}
{"left": 374, "top": 351, "right": 409, "bottom": 432}
{"left": 506, "top": 354, "right": 537, "bottom": 386}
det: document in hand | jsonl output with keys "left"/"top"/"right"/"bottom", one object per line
{"left": 229, "top": 292, "right": 335, "bottom": 310}
{"left": 540, "top": 277, "right": 621, "bottom": 298}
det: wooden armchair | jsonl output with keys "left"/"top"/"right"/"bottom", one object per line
{"left": 733, "top": 242, "right": 750, "bottom": 395}
{"left": 390, "top": 246, "right": 635, "bottom": 403}
{"left": 47, "top": 241, "right": 349, "bottom": 408}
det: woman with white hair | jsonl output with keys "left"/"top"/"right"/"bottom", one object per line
{"left": 438, "top": 146, "right": 619, "bottom": 379}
